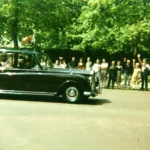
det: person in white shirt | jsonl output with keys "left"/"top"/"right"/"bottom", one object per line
{"left": 92, "top": 59, "right": 101, "bottom": 87}
{"left": 60, "top": 59, "right": 67, "bottom": 68}
{"left": 100, "top": 58, "right": 108, "bottom": 87}
{"left": 86, "top": 57, "right": 92, "bottom": 71}
{"left": 116, "top": 61, "right": 123, "bottom": 89}
{"left": 137, "top": 54, "right": 150, "bottom": 91}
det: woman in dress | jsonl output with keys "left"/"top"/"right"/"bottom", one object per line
{"left": 77, "top": 58, "right": 85, "bottom": 70}
{"left": 131, "top": 59, "right": 141, "bottom": 89}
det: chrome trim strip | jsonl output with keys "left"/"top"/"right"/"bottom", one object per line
{"left": 0, "top": 90, "right": 55, "bottom": 96}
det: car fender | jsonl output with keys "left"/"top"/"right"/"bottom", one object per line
{"left": 56, "top": 80, "right": 81, "bottom": 96}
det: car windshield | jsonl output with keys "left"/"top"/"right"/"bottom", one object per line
{"left": 36, "top": 53, "right": 53, "bottom": 70}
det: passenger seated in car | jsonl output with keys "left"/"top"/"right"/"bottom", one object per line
{"left": 24, "top": 59, "right": 31, "bottom": 69}
{"left": 23, "top": 55, "right": 31, "bottom": 69}
{"left": 18, "top": 59, "right": 25, "bottom": 68}
{"left": 18, "top": 56, "right": 25, "bottom": 68}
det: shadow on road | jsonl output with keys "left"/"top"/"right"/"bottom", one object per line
{"left": 80, "top": 98, "right": 111, "bottom": 105}
{"left": 0, "top": 95, "right": 111, "bottom": 105}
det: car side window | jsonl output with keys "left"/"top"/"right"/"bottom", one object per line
{"left": 30, "top": 55, "right": 41, "bottom": 70}
{"left": 37, "top": 53, "right": 53, "bottom": 70}
{"left": 18, "top": 53, "right": 40, "bottom": 70}
{"left": 0, "top": 51, "right": 41, "bottom": 70}
{"left": 0, "top": 52, "right": 14, "bottom": 68}
{"left": 17, "top": 53, "right": 30, "bottom": 69}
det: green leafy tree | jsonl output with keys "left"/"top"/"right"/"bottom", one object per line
{"left": 0, "top": 0, "right": 150, "bottom": 57}
{"left": 68, "top": 0, "right": 150, "bottom": 55}
{"left": 0, "top": 0, "right": 84, "bottom": 49}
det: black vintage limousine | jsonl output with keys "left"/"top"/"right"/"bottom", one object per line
{"left": 0, "top": 49, "right": 101, "bottom": 103}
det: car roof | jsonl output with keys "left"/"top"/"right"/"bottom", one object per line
{"left": 0, "top": 48, "right": 40, "bottom": 54}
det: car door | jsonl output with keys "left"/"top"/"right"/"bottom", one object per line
{"left": 23, "top": 71, "right": 66, "bottom": 93}
{"left": 0, "top": 68, "right": 27, "bottom": 91}
{"left": 0, "top": 51, "right": 26, "bottom": 92}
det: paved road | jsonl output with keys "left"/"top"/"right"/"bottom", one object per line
{"left": 0, "top": 90, "right": 149, "bottom": 150}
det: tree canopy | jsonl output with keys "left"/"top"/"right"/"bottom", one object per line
{"left": 0, "top": 0, "right": 150, "bottom": 56}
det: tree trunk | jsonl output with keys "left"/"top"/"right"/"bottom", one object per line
{"left": 12, "top": 0, "right": 19, "bottom": 49}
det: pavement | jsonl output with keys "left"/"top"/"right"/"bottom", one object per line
{"left": 0, "top": 89, "right": 149, "bottom": 150}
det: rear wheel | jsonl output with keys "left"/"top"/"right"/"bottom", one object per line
{"left": 62, "top": 85, "right": 82, "bottom": 103}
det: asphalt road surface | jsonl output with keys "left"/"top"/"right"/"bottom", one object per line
{"left": 0, "top": 89, "right": 150, "bottom": 150}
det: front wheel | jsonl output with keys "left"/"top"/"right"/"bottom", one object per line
{"left": 62, "top": 85, "right": 82, "bottom": 103}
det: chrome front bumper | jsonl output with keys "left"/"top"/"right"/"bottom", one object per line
{"left": 83, "top": 86, "right": 102, "bottom": 97}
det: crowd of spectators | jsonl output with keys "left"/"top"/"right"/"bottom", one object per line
{"left": 53, "top": 54, "right": 150, "bottom": 91}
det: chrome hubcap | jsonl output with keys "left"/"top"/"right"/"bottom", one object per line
{"left": 66, "top": 87, "right": 79, "bottom": 102}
